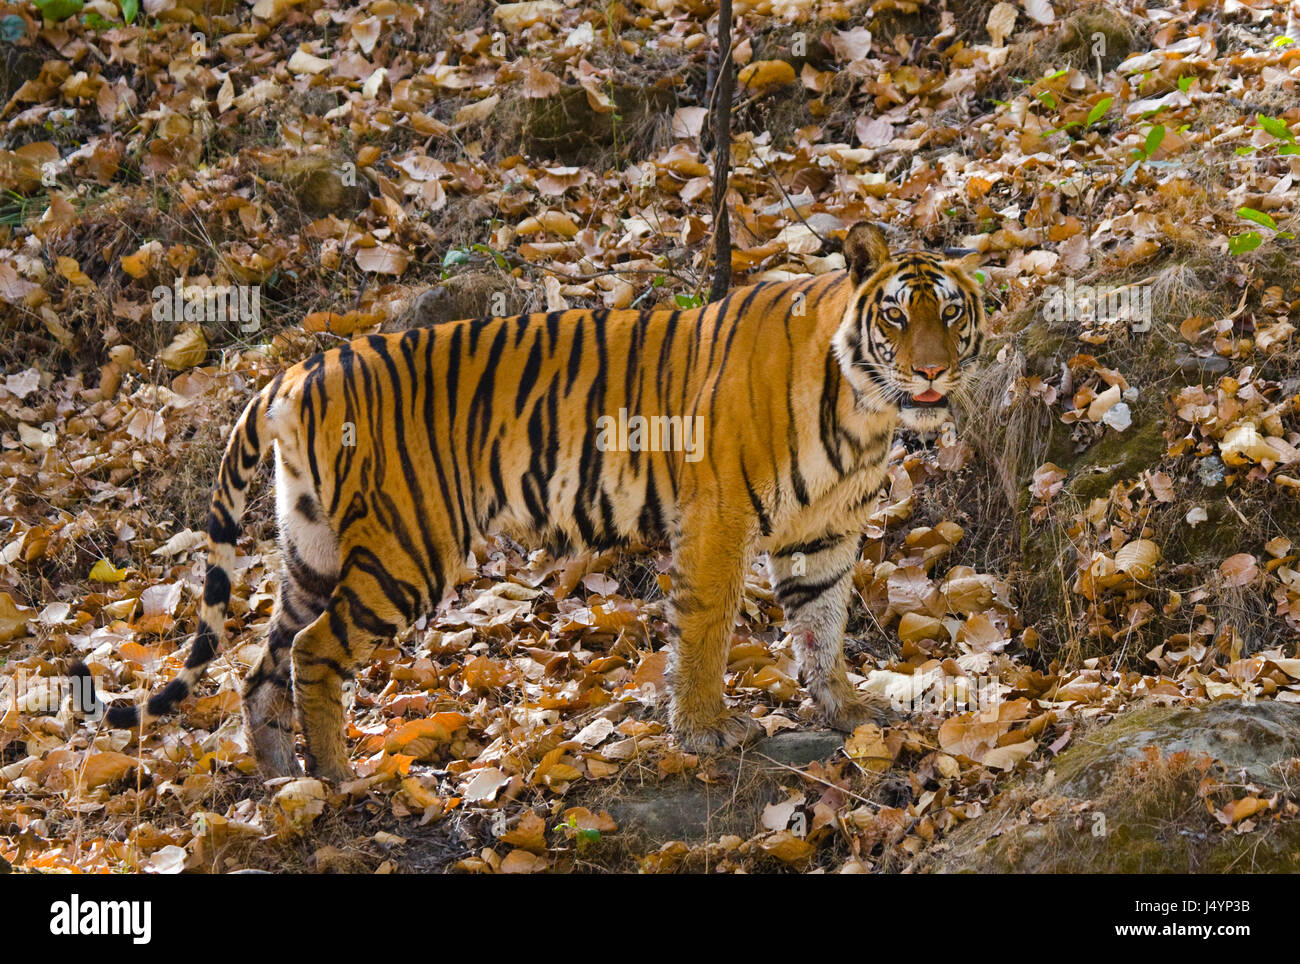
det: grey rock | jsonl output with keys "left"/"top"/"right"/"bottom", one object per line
{"left": 925, "top": 700, "right": 1300, "bottom": 873}
{"left": 1197, "top": 454, "right": 1227, "bottom": 488}
{"left": 753, "top": 729, "right": 846, "bottom": 767}
{"left": 1173, "top": 353, "right": 1230, "bottom": 377}
{"left": 604, "top": 729, "right": 846, "bottom": 843}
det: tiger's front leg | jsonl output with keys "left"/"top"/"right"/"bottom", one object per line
{"left": 667, "top": 515, "right": 763, "bottom": 753}
{"left": 769, "top": 533, "right": 893, "bottom": 732}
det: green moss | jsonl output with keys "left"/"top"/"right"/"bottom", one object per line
{"left": 926, "top": 702, "right": 1300, "bottom": 873}
{"left": 1065, "top": 420, "right": 1167, "bottom": 502}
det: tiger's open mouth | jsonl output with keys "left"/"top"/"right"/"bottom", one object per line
{"left": 902, "top": 389, "right": 946, "bottom": 408}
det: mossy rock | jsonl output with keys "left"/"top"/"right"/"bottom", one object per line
{"left": 1053, "top": 701, "right": 1300, "bottom": 795}
{"left": 590, "top": 730, "right": 847, "bottom": 846}
{"left": 1061, "top": 419, "right": 1167, "bottom": 503}
{"left": 288, "top": 163, "right": 370, "bottom": 218}
{"left": 926, "top": 701, "right": 1300, "bottom": 873}
{"left": 517, "top": 84, "right": 676, "bottom": 163}
{"left": 260, "top": 155, "right": 370, "bottom": 219}
{"left": 750, "top": 22, "right": 838, "bottom": 72}
{"left": 387, "top": 270, "right": 526, "bottom": 331}
{"left": 1051, "top": 3, "right": 1141, "bottom": 72}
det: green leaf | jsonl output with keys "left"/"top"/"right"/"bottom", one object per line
{"left": 1272, "top": 36, "right": 1295, "bottom": 47}
{"left": 1086, "top": 97, "right": 1112, "bottom": 126}
{"left": 118, "top": 0, "right": 138, "bottom": 23}
{"left": 1228, "top": 231, "right": 1263, "bottom": 255}
{"left": 1257, "top": 114, "right": 1296, "bottom": 142}
{"left": 1177, "top": 75, "right": 1193, "bottom": 93}
{"left": 469, "top": 243, "right": 508, "bottom": 269}
{"left": 674, "top": 293, "right": 702, "bottom": 309}
{"left": 1236, "top": 206, "right": 1278, "bottom": 231}
{"left": 34, "top": 0, "right": 84, "bottom": 19}
{"left": 973, "top": 270, "right": 986, "bottom": 285}
{"left": 1143, "top": 124, "right": 1166, "bottom": 158}
{"left": 1034, "top": 90, "right": 1057, "bottom": 109}
{"left": 1234, "top": 145, "right": 1257, "bottom": 156}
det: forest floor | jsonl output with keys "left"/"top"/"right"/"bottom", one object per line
{"left": 2, "top": 0, "right": 1300, "bottom": 873}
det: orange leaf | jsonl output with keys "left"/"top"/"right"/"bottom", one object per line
{"left": 501, "top": 811, "right": 548, "bottom": 853}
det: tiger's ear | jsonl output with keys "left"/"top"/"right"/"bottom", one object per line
{"left": 844, "top": 222, "right": 891, "bottom": 285}
{"left": 943, "top": 248, "right": 983, "bottom": 275}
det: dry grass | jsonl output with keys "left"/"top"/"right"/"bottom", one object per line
{"left": 1000, "top": 0, "right": 1144, "bottom": 88}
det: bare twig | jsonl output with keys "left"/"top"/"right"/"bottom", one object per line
{"left": 709, "top": 0, "right": 734, "bottom": 302}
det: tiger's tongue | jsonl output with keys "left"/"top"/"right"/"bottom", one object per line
{"left": 913, "top": 389, "right": 944, "bottom": 403}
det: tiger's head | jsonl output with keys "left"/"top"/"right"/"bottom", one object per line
{"left": 832, "top": 222, "right": 986, "bottom": 434}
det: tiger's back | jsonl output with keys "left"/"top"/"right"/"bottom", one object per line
{"left": 271, "top": 270, "right": 887, "bottom": 561}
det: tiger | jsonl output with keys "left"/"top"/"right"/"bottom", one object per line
{"left": 76, "top": 222, "right": 986, "bottom": 782}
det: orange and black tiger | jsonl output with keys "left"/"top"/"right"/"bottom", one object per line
{"left": 78, "top": 223, "right": 986, "bottom": 781}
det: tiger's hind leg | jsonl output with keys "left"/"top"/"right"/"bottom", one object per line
{"left": 768, "top": 532, "right": 892, "bottom": 732}
{"left": 243, "top": 464, "right": 339, "bottom": 777}
{"left": 291, "top": 544, "right": 428, "bottom": 782}
{"left": 242, "top": 614, "right": 303, "bottom": 777}
{"left": 242, "top": 549, "right": 337, "bottom": 776}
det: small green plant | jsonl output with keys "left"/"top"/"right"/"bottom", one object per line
{"left": 33, "top": 0, "right": 134, "bottom": 25}
{"left": 558, "top": 813, "right": 601, "bottom": 843}
{"left": 1120, "top": 124, "right": 1165, "bottom": 184}
{"left": 34, "top": 0, "right": 83, "bottom": 21}
{"left": 1043, "top": 94, "right": 1111, "bottom": 141}
{"left": 439, "top": 243, "right": 508, "bottom": 279}
{"left": 1235, "top": 114, "right": 1299, "bottom": 157}
{"left": 631, "top": 274, "right": 666, "bottom": 308}
{"left": 1086, "top": 96, "right": 1113, "bottom": 127}
{"left": 1228, "top": 206, "right": 1294, "bottom": 255}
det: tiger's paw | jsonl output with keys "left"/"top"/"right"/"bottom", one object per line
{"left": 820, "top": 693, "right": 896, "bottom": 733}
{"left": 672, "top": 708, "right": 764, "bottom": 754}
{"left": 302, "top": 750, "right": 355, "bottom": 785}
{"left": 256, "top": 753, "right": 304, "bottom": 780}
{"left": 247, "top": 727, "right": 304, "bottom": 779}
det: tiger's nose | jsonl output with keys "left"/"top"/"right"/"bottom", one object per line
{"left": 914, "top": 364, "right": 947, "bottom": 380}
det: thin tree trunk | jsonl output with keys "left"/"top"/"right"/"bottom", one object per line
{"left": 709, "top": 0, "right": 733, "bottom": 302}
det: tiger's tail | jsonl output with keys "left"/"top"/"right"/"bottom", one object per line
{"left": 74, "top": 383, "right": 278, "bottom": 728}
